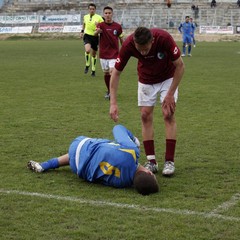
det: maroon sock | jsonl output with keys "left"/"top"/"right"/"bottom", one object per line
{"left": 104, "top": 74, "right": 111, "bottom": 93}
{"left": 143, "top": 140, "right": 156, "bottom": 164}
{"left": 165, "top": 139, "right": 176, "bottom": 162}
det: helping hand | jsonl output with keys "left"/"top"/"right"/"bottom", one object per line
{"left": 110, "top": 104, "right": 119, "bottom": 122}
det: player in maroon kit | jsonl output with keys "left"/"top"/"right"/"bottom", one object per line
{"left": 109, "top": 27, "right": 185, "bottom": 176}
{"left": 95, "top": 6, "right": 123, "bottom": 99}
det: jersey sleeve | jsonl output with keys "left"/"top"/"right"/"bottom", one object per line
{"left": 114, "top": 39, "right": 132, "bottom": 71}
{"left": 96, "top": 22, "right": 103, "bottom": 32}
{"left": 96, "top": 22, "right": 101, "bottom": 28}
{"left": 178, "top": 23, "right": 182, "bottom": 33}
{"left": 192, "top": 23, "right": 196, "bottom": 31}
{"left": 118, "top": 25, "right": 123, "bottom": 37}
{"left": 165, "top": 34, "right": 181, "bottom": 61}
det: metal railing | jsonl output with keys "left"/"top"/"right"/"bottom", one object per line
{"left": 0, "top": 5, "right": 239, "bottom": 29}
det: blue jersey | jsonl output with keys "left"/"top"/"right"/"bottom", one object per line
{"left": 178, "top": 22, "right": 193, "bottom": 36}
{"left": 179, "top": 21, "right": 194, "bottom": 44}
{"left": 68, "top": 125, "right": 139, "bottom": 188}
{"left": 191, "top": 22, "right": 196, "bottom": 37}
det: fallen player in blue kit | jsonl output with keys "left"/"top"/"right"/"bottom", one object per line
{"left": 28, "top": 124, "right": 159, "bottom": 195}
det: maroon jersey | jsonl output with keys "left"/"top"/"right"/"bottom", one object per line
{"left": 115, "top": 28, "right": 181, "bottom": 84}
{"left": 97, "top": 21, "right": 123, "bottom": 59}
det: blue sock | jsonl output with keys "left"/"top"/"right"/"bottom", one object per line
{"left": 188, "top": 45, "right": 192, "bottom": 54}
{"left": 40, "top": 158, "right": 59, "bottom": 171}
{"left": 182, "top": 46, "right": 186, "bottom": 54}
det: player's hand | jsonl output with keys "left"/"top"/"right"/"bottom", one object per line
{"left": 80, "top": 32, "right": 84, "bottom": 38}
{"left": 95, "top": 27, "right": 102, "bottom": 34}
{"left": 162, "top": 95, "right": 175, "bottom": 118}
{"left": 110, "top": 104, "right": 119, "bottom": 122}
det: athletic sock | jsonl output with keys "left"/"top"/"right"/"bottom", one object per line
{"left": 188, "top": 45, "right": 192, "bottom": 54}
{"left": 104, "top": 74, "right": 111, "bottom": 93}
{"left": 85, "top": 52, "right": 90, "bottom": 67}
{"left": 165, "top": 139, "right": 176, "bottom": 162}
{"left": 91, "top": 56, "right": 97, "bottom": 71}
{"left": 40, "top": 158, "right": 59, "bottom": 171}
{"left": 182, "top": 45, "right": 186, "bottom": 54}
{"left": 143, "top": 140, "right": 156, "bottom": 164}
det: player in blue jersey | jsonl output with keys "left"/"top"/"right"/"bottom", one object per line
{"left": 190, "top": 17, "right": 196, "bottom": 47}
{"left": 178, "top": 16, "right": 194, "bottom": 57}
{"left": 27, "top": 125, "right": 159, "bottom": 195}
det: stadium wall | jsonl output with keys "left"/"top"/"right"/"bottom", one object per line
{"left": 0, "top": 1, "right": 239, "bottom": 39}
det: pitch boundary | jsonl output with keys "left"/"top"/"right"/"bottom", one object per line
{"left": 1, "top": 189, "right": 240, "bottom": 222}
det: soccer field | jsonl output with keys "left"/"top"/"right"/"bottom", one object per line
{"left": 0, "top": 39, "right": 240, "bottom": 239}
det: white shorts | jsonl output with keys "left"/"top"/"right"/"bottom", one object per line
{"left": 100, "top": 59, "right": 116, "bottom": 72}
{"left": 138, "top": 78, "right": 178, "bottom": 106}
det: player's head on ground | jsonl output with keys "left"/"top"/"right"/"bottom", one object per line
{"left": 103, "top": 6, "right": 113, "bottom": 23}
{"left": 88, "top": 3, "right": 96, "bottom": 16}
{"left": 134, "top": 165, "right": 159, "bottom": 195}
{"left": 133, "top": 27, "right": 154, "bottom": 56}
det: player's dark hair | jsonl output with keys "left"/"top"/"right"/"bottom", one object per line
{"left": 133, "top": 27, "right": 153, "bottom": 45}
{"left": 88, "top": 3, "right": 96, "bottom": 9}
{"left": 133, "top": 171, "right": 159, "bottom": 195}
{"left": 104, "top": 6, "right": 113, "bottom": 12}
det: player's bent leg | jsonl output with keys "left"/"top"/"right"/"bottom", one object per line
{"left": 113, "top": 125, "right": 140, "bottom": 149}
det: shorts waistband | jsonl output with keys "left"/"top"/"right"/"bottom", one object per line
{"left": 75, "top": 137, "right": 91, "bottom": 171}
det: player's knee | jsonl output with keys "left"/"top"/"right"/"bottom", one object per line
{"left": 104, "top": 71, "right": 110, "bottom": 76}
{"left": 113, "top": 125, "right": 125, "bottom": 134}
{"left": 163, "top": 114, "right": 176, "bottom": 125}
{"left": 140, "top": 110, "right": 152, "bottom": 123}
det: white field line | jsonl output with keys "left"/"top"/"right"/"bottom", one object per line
{"left": 1, "top": 189, "right": 240, "bottom": 222}
{"left": 210, "top": 193, "right": 240, "bottom": 214}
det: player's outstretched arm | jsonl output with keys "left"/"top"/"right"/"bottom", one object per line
{"left": 109, "top": 68, "right": 121, "bottom": 122}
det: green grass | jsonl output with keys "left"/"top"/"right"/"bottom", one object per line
{"left": 0, "top": 39, "right": 240, "bottom": 239}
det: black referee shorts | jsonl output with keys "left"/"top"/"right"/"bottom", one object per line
{"left": 83, "top": 34, "right": 99, "bottom": 51}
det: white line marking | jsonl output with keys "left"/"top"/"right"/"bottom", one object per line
{"left": 210, "top": 193, "right": 240, "bottom": 214}
{"left": 1, "top": 189, "right": 240, "bottom": 222}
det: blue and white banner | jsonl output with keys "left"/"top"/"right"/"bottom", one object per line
{"left": 39, "top": 14, "right": 81, "bottom": 23}
{"left": 0, "top": 15, "right": 38, "bottom": 24}
{"left": 0, "top": 26, "right": 33, "bottom": 34}
{"left": 0, "top": 14, "right": 81, "bottom": 24}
